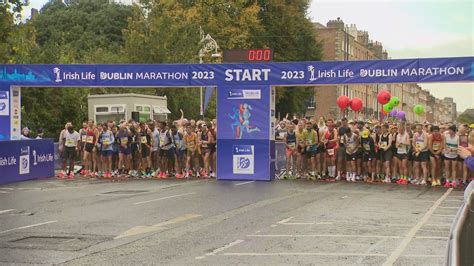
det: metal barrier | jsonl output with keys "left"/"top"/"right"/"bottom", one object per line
{"left": 446, "top": 181, "right": 474, "bottom": 266}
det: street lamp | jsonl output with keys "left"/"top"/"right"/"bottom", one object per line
{"left": 198, "top": 27, "right": 221, "bottom": 118}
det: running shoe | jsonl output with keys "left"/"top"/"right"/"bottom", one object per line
{"left": 396, "top": 178, "right": 404, "bottom": 185}
{"left": 450, "top": 181, "right": 457, "bottom": 188}
{"left": 68, "top": 172, "right": 74, "bottom": 179}
{"left": 80, "top": 169, "right": 86, "bottom": 175}
{"left": 176, "top": 173, "right": 184, "bottom": 179}
{"left": 420, "top": 180, "right": 427, "bottom": 186}
{"left": 444, "top": 181, "right": 451, "bottom": 188}
{"left": 57, "top": 171, "right": 65, "bottom": 179}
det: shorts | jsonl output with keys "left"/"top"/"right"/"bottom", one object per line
{"left": 408, "top": 150, "right": 414, "bottom": 161}
{"left": 413, "top": 151, "right": 429, "bottom": 162}
{"left": 286, "top": 148, "right": 296, "bottom": 158}
{"left": 297, "top": 145, "right": 305, "bottom": 155}
{"left": 141, "top": 146, "right": 150, "bottom": 157}
{"left": 187, "top": 148, "right": 196, "bottom": 157}
{"left": 85, "top": 143, "right": 94, "bottom": 153}
{"left": 443, "top": 155, "right": 458, "bottom": 161}
{"left": 167, "top": 147, "right": 176, "bottom": 159}
{"left": 101, "top": 150, "right": 113, "bottom": 157}
{"left": 305, "top": 145, "right": 318, "bottom": 158}
{"left": 316, "top": 145, "right": 326, "bottom": 154}
{"left": 209, "top": 144, "right": 216, "bottom": 154}
{"left": 379, "top": 149, "right": 392, "bottom": 162}
{"left": 396, "top": 153, "right": 408, "bottom": 160}
{"left": 201, "top": 147, "right": 211, "bottom": 155}
{"left": 119, "top": 147, "right": 131, "bottom": 155}
{"left": 430, "top": 151, "right": 441, "bottom": 158}
{"left": 362, "top": 152, "right": 375, "bottom": 162}
{"left": 64, "top": 146, "right": 76, "bottom": 161}
{"left": 346, "top": 151, "right": 360, "bottom": 161}
{"left": 326, "top": 148, "right": 336, "bottom": 157}
{"left": 176, "top": 149, "right": 185, "bottom": 159}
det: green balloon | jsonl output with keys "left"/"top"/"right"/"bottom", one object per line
{"left": 383, "top": 104, "right": 394, "bottom": 113}
{"left": 389, "top": 96, "right": 400, "bottom": 106}
{"left": 413, "top": 105, "right": 425, "bottom": 115}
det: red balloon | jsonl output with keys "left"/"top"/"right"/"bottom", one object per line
{"left": 377, "top": 90, "right": 391, "bottom": 105}
{"left": 381, "top": 109, "right": 388, "bottom": 115}
{"left": 336, "top": 95, "right": 351, "bottom": 110}
{"left": 350, "top": 97, "right": 363, "bottom": 112}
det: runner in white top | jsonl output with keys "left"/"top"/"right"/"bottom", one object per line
{"left": 395, "top": 124, "right": 410, "bottom": 184}
{"left": 412, "top": 124, "right": 429, "bottom": 185}
{"left": 443, "top": 125, "right": 459, "bottom": 188}
{"left": 61, "top": 124, "right": 80, "bottom": 179}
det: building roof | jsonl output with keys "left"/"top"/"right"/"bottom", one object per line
{"left": 87, "top": 93, "right": 167, "bottom": 100}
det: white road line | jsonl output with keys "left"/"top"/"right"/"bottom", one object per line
{"left": 276, "top": 217, "right": 294, "bottom": 224}
{"left": 195, "top": 239, "right": 244, "bottom": 260}
{"left": 234, "top": 181, "right": 255, "bottom": 186}
{"left": 0, "top": 191, "right": 9, "bottom": 194}
{"left": 282, "top": 222, "right": 331, "bottom": 225}
{"left": 222, "top": 252, "right": 387, "bottom": 257}
{"left": 402, "top": 254, "right": 444, "bottom": 258}
{"left": 414, "top": 236, "right": 448, "bottom": 240}
{"left": 134, "top": 192, "right": 196, "bottom": 205}
{"left": 0, "top": 220, "right": 58, "bottom": 235}
{"left": 247, "top": 234, "right": 402, "bottom": 239}
{"left": 425, "top": 223, "right": 452, "bottom": 227}
{"left": 0, "top": 209, "right": 15, "bottom": 214}
{"left": 0, "top": 188, "right": 14, "bottom": 190}
{"left": 432, "top": 214, "right": 455, "bottom": 217}
{"left": 382, "top": 188, "right": 452, "bottom": 266}
{"left": 439, "top": 206, "right": 459, "bottom": 209}
{"left": 444, "top": 199, "right": 463, "bottom": 202}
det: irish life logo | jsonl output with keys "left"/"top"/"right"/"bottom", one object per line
{"left": 19, "top": 146, "right": 30, "bottom": 175}
{"left": 232, "top": 145, "right": 254, "bottom": 174}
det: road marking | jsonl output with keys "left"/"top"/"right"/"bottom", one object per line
{"left": 0, "top": 220, "right": 58, "bottom": 235}
{"left": 248, "top": 234, "right": 402, "bottom": 239}
{"left": 234, "top": 181, "right": 255, "bottom": 186}
{"left": 114, "top": 214, "right": 201, "bottom": 239}
{"left": 439, "top": 206, "right": 459, "bottom": 209}
{"left": 402, "top": 254, "right": 444, "bottom": 258}
{"left": 222, "top": 252, "right": 387, "bottom": 257}
{"left": 425, "top": 223, "right": 452, "bottom": 227}
{"left": 414, "top": 236, "right": 448, "bottom": 240}
{"left": 382, "top": 188, "right": 452, "bottom": 266}
{"left": 0, "top": 209, "right": 15, "bottom": 215}
{"left": 134, "top": 192, "right": 196, "bottom": 205}
{"left": 0, "top": 191, "right": 9, "bottom": 194}
{"left": 277, "top": 217, "right": 294, "bottom": 224}
{"left": 0, "top": 188, "right": 14, "bottom": 190}
{"left": 432, "top": 214, "right": 455, "bottom": 217}
{"left": 444, "top": 199, "right": 463, "bottom": 202}
{"left": 195, "top": 239, "right": 244, "bottom": 260}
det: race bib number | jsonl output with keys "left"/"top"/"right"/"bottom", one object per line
{"left": 141, "top": 136, "right": 147, "bottom": 144}
{"left": 397, "top": 145, "right": 406, "bottom": 154}
{"left": 380, "top": 142, "right": 388, "bottom": 149}
{"left": 66, "top": 139, "right": 75, "bottom": 146}
{"left": 433, "top": 142, "right": 440, "bottom": 151}
{"left": 121, "top": 137, "right": 128, "bottom": 145}
{"left": 103, "top": 139, "right": 110, "bottom": 146}
{"left": 81, "top": 135, "right": 87, "bottom": 142}
{"left": 86, "top": 136, "right": 94, "bottom": 144}
{"left": 288, "top": 143, "right": 296, "bottom": 149}
{"left": 416, "top": 142, "right": 422, "bottom": 150}
{"left": 327, "top": 149, "right": 334, "bottom": 156}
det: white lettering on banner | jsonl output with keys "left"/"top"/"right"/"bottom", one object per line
{"left": 317, "top": 69, "right": 354, "bottom": 78}
{"left": 36, "top": 153, "right": 54, "bottom": 163}
{"left": 360, "top": 69, "right": 398, "bottom": 78}
{"left": 135, "top": 72, "right": 188, "bottom": 80}
{"left": 400, "top": 67, "right": 464, "bottom": 76}
{"left": 62, "top": 71, "right": 95, "bottom": 80}
{"left": 0, "top": 156, "right": 17, "bottom": 166}
{"left": 225, "top": 69, "right": 271, "bottom": 82}
{"left": 100, "top": 72, "right": 133, "bottom": 80}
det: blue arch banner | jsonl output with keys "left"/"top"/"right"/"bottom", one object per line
{"left": 0, "top": 57, "right": 472, "bottom": 87}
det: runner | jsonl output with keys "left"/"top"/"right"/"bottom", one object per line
{"left": 139, "top": 122, "right": 153, "bottom": 178}
{"left": 117, "top": 121, "right": 131, "bottom": 176}
{"left": 199, "top": 123, "right": 214, "bottom": 178}
{"left": 458, "top": 124, "right": 469, "bottom": 185}
{"left": 412, "top": 124, "right": 429, "bottom": 185}
{"left": 158, "top": 121, "right": 173, "bottom": 178}
{"left": 61, "top": 123, "right": 80, "bottom": 179}
{"left": 443, "top": 125, "right": 459, "bottom": 188}
{"left": 99, "top": 122, "right": 115, "bottom": 178}
{"left": 82, "top": 120, "right": 98, "bottom": 177}
{"left": 336, "top": 117, "right": 349, "bottom": 180}
{"left": 343, "top": 128, "right": 360, "bottom": 182}
{"left": 184, "top": 125, "right": 198, "bottom": 178}
{"left": 360, "top": 129, "right": 375, "bottom": 182}
{"left": 304, "top": 121, "right": 318, "bottom": 180}
{"left": 428, "top": 125, "right": 444, "bottom": 187}
{"left": 284, "top": 123, "right": 297, "bottom": 179}
{"left": 325, "top": 119, "right": 338, "bottom": 180}
{"left": 395, "top": 124, "right": 410, "bottom": 185}
{"left": 170, "top": 124, "right": 185, "bottom": 179}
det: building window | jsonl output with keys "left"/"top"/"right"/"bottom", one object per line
{"left": 94, "top": 105, "right": 126, "bottom": 124}
{"left": 135, "top": 105, "right": 151, "bottom": 122}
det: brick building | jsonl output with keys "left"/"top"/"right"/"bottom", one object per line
{"left": 309, "top": 18, "right": 455, "bottom": 123}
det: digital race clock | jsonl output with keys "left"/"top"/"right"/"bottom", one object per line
{"left": 223, "top": 49, "right": 273, "bottom": 63}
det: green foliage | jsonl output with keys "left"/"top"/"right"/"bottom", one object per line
{"left": 6, "top": 0, "right": 321, "bottom": 138}
{"left": 458, "top": 112, "right": 474, "bottom": 124}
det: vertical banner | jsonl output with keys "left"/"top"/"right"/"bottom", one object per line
{"left": 0, "top": 85, "right": 10, "bottom": 141}
{"left": 10, "top": 86, "right": 21, "bottom": 140}
{"left": 217, "top": 85, "right": 272, "bottom": 181}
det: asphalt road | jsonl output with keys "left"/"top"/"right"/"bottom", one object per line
{"left": 0, "top": 177, "right": 464, "bottom": 265}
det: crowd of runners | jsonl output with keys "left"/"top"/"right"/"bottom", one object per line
{"left": 276, "top": 117, "right": 474, "bottom": 188}
{"left": 57, "top": 116, "right": 217, "bottom": 180}
{"left": 56, "top": 113, "right": 474, "bottom": 187}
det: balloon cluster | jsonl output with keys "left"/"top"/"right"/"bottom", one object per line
{"left": 336, "top": 96, "right": 363, "bottom": 113}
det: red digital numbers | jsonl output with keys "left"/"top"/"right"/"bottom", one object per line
{"left": 248, "top": 49, "right": 272, "bottom": 61}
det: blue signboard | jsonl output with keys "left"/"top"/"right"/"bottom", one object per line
{"left": 0, "top": 85, "right": 10, "bottom": 141}
{"left": 0, "top": 139, "right": 55, "bottom": 184}
{"left": 0, "top": 57, "right": 472, "bottom": 87}
{"left": 217, "top": 85, "right": 272, "bottom": 181}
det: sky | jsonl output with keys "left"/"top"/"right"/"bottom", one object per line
{"left": 21, "top": 0, "right": 473, "bottom": 111}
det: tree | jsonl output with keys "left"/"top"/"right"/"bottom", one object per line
{"left": 0, "top": 0, "right": 28, "bottom": 63}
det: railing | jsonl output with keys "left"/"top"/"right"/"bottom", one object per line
{"left": 446, "top": 181, "right": 474, "bottom": 266}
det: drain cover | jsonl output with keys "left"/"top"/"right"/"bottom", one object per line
{"left": 102, "top": 190, "right": 149, "bottom": 195}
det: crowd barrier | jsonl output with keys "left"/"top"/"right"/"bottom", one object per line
{"left": 446, "top": 181, "right": 474, "bottom": 266}
{"left": 0, "top": 139, "right": 55, "bottom": 184}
